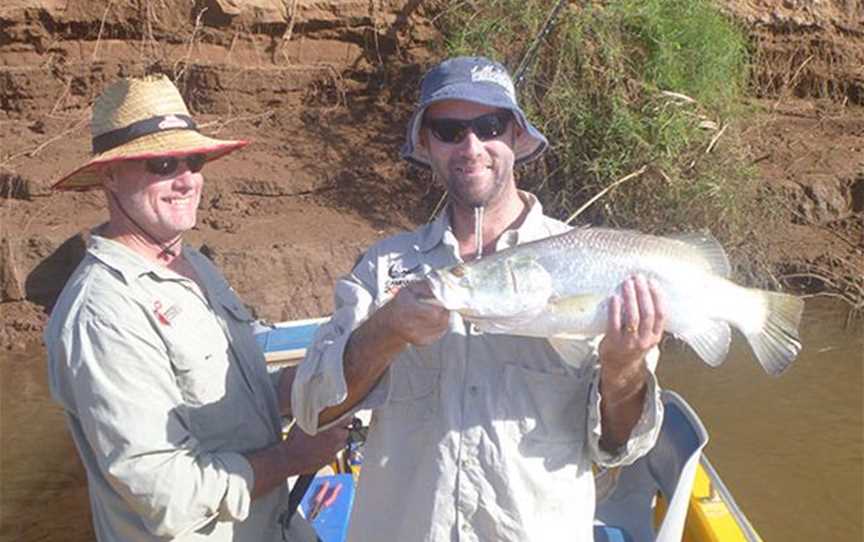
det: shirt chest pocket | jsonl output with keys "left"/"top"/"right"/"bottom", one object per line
{"left": 378, "top": 356, "right": 441, "bottom": 423}
{"left": 169, "top": 315, "right": 232, "bottom": 408}
{"left": 502, "top": 363, "right": 590, "bottom": 445}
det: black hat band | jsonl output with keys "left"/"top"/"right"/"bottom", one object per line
{"left": 91, "top": 114, "right": 198, "bottom": 154}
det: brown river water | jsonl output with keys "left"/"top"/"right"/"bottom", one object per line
{"left": 1, "top": 297, "right": 861, "bottom": 541}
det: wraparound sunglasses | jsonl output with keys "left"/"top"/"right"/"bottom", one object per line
{"left": 424, "top": 111, "right": 513, "bottom": 144}
{"left": 144, "top": 154, "right": 207, "bottom": 176}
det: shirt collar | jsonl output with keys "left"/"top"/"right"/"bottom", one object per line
{"left": 417, "top": 190, "right": 548, "bottom": 253}
{"left": 88, "top": 228, "right": 187, "bottom": 284}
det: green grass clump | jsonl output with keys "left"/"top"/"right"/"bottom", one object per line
{"left": 613, "top": 0, "right": 748, "bottom": 108}
{"left": 435, "top": 0, "right": 776, "bottom": 248}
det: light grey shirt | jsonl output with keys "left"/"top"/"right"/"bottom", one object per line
{"left": 292, "top": 193, "right": 663, "bottom": 542}
{"left": 45, "top": 233, "right": 290, "bottom": 541}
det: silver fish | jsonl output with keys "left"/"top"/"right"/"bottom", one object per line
{"left": 426, "top": 228, "right": 804, "bottom": 375}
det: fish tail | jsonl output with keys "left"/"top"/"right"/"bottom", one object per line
{"left": 743, "top": 291, "right": 805, "bottom": 376}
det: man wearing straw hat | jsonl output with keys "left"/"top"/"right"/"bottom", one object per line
{"left": 44, "top": 74, "right": 347, "bottom": 541}
{"left": 292, "top": 56, "right": 666, "bottom": 541}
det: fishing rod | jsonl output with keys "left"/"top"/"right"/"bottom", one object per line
{"left": 473, "top": 0, "right": 570, "bottom": 258}
{"left": 511, "top": 0, "right": 570, "bottom": 90}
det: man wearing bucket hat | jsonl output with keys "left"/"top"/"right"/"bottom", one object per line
{"left": 292, "top": 56, "right": 666, "bottom": 541}
{"left": 44, "top": 74, "right": 347, "bottom": 541}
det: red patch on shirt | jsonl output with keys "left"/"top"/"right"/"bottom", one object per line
{"left": 153, "top": 301, "right": 181, "bottom": 326}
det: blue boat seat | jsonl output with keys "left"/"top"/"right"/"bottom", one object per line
{"left": 594, "top": 390, "right": 709, "bottom": 542}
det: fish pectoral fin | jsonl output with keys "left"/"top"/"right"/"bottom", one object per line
{"left": 676, "top": 320, "right": 731, "bottom": 367}
{"left": 549, "top": 293, "right": 606, "bottom": 315}
{"left": 549, "top": 335, "right": 596, "bottom": 369}
{"left": 466, "top": 308, "right": 546, "bottom": 334}
{"left": 551, "top": 332, "right": 593, "bottom": 340}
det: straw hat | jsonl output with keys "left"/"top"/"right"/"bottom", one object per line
{"left": 53, "top": 74, "right": 249, "bottom": 191}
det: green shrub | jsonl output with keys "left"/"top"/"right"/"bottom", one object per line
{"left": 435, "top": 0, "right": 775, "bottom": 249}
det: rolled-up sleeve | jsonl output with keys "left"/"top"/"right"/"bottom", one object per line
{"left": 292, "top": 250, "right": 391, "bottom": 435}
{"left": 65, "top": 315, "right": 255, "bottom": 538}
{"left": 587, "top": 347, "right": 664, "bottom": 467}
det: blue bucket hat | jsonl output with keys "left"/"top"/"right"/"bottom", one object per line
{"left": 400, "top": 56, "right": 548, "bottom": 169}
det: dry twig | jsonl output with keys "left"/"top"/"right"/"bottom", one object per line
{"left": 704, "top": 123, "right": 728, "bottom": 154}
{"left": 92, "top": 1, "right": 114, "bottom": 61}
{"left": 198, "top": 110, "right": 276, "bottom": 133}
{"left": 278, "top": 0, "right": 301, "bottom": 62}
{"left": 48, "top": 78, "right": 73, "bottom": 118}
{"left": 29, "top": 116, "right": 90, "bottom": 158}
{"left": 772, "top": 54, "right": 814, "bottom": 111}
{"left": 427, "top": 178, "right": 447, "bottom": 222}
{"left": 566, "top": 165, "right": 648, "bottom": 224}
{"left": 782, "top": 270, "right": 864, "bottom": 310}
{"left": 174, "top": 7, "right": 207, "bottom": 82}
{"left": 0, "top": 113, "right": 89, "bottom": 170}
{"left": 370, "top": 0, "right": 384, "bottom": 66}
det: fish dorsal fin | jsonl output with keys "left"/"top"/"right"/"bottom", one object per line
{"left": 676, "top": 319, "right": 731, "bottom": 367}
{"left": 668, "top": 232, "right": 731, "bottom": 277}
{"left": 549, "top": 335, "right": 596, "bottom": 369}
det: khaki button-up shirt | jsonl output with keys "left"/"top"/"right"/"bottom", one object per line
{"left": 293, "top": 193, "right": 663, "bottom": 541}
{"left": 45, "top": 233, "right": 290, "bottom": 541}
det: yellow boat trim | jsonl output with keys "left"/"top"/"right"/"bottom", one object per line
{"left": 655, "top": 460, "right": 762, "bottom": 542}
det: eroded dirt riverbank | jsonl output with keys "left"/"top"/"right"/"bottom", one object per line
{"left": 1, "top": 0, "right": 862, "bottom": 351}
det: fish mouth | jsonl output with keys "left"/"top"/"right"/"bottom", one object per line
{"left": 423, "top": 269, "right": 468, "bottom": 312}
{"left": 423, "top": 271, "right": 449, "bottom": 305}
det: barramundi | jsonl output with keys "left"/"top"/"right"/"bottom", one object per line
{"left": 426, "top": 228, "right": 804, "bottom": 375}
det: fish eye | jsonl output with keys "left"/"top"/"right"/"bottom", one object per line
{"left": 450, "top": 265, "right": 465, "bottom": 278}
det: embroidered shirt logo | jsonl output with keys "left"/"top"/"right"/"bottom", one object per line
{"left": 153, "top": 300, "right": 182, "bottom": 326}
{"left": 388, "top": 262, "right": 421, "bottom": 279}
{"left": 470, "top": 65, "right": 516, "bottom": 101}
{"left": 385, "top": 261, "right": 423, "bottom": 295}
{"left": 158, "top": 115, "right": 189, "bottom": 130}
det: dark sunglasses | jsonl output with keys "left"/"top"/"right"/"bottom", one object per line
{"left": 144, "top": 154, "right": 207, "bottom": 176}
{"left": 425, "top": 111, "right": 513, "bottom": 144}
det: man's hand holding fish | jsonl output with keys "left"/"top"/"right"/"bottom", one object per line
{"left": 386, "top": 281, "right": 450, "bottom": 347}
{"left": 598, "top": 274, "right": 667, "bottom": 450}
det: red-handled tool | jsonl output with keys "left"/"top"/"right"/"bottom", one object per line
{"left": 309, "top": 482, "right": 343, "bottom": 521}
{"left": 307, "top": 481, "right": 329, "bottom": 521}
